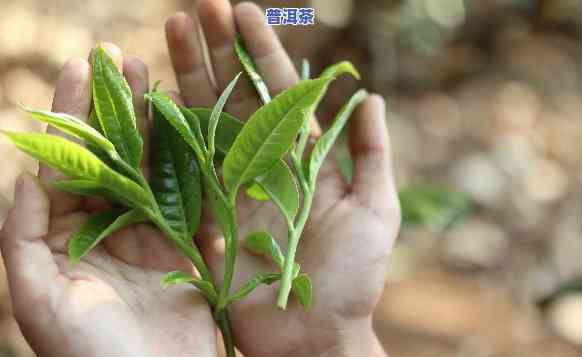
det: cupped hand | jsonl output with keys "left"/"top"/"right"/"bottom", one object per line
{"left": 0, "top": 45, "right": 217, "bottom": 357}
{"left": 165, "top": 2, "right": 400, "bottom": 357}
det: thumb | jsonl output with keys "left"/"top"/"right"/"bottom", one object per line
{"left": 1, "top": 173, "right": 58, "bottom": 324}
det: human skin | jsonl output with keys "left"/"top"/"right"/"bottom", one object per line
{"left": 165, "top": 1, "right": 400, "bottom": 357}
{"left": 0, "top": 45, "right": 218, "bottom": 357}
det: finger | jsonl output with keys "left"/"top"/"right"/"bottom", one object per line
{"left": 38, "top": 57, "right": 92, "bottom": 216}
{"left": 123, "top": 56, "right": 150, "bottom": 175}
{"left": 348, "top": 95, "right": 398, "bottom": 217}
{"left": 0, "top": 174, "right": 59, "bottom": 326}
{"left": 197, "top": 0, "right": 259, "bottom": 119}
{"left": 234, "top": 2, "right": 321, "bottom": 137}
{"left": 166, "top": 12, "right": 218, "bottom": 107}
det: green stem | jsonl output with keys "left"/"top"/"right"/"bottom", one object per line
{"left": 216, "top": 310, "right": 236, "bottom": 357}
{"left": 277, "top": 152, "right": 313, "bottom": 309}
{"left": 216, "top": 194, "right": 239, "bottom": 311}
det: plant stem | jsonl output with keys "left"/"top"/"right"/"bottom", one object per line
{"left": 216, "top": 194, "right": 239, "bottom": 311}
{"left": 216, "top": 310, "right": 236, "bottom": 357}
{"left": 277, "top": 152, "right": 313, "bottom": 309}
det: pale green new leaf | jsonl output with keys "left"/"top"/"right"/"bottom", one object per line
{"left": 208, "top": 73, "right": 241, "bottom": 159}
{"left": 320, "top": 61, "right": 361, "bottom": 80}
{"left": 223, "top": 78, "right": 334, "bottom": 196}
{"left": 161, "top": 271, "right": 218, "bottom": 306}
{"left": 91, "top": 46, "right": 143, "bottom": 168}
{"left": 2, "top": 131, "right": 152, "bottom": 209}
{"left": 301, "top": 59, "right": 310, "bottom": 81}
{"left": 21, "top": 106, "right": 116, "bottom": 154}
{"left": 292, "top": 273, "right": 313, "bottom": 310}
{"left": 146, "top": 92, "right": 205, "bottom": 161}
{"left": 308, "top": 89, "right": 368, "bottom": 187}
{"left": 244, "top": 231, "right": 284, "bottom": 267}
{"left": 227, "top": 273, "right": 281, "bottom": 303}
{"left": 235, "top": 36, "right": 271, "bottom": 104}
{"left": 245, "top": 184, "right": 270, "bottom": 201}
{"left": 254, "top": 161, "right": 299, "bottom": 223}
{"left": 69, "top": 209, "right": 146, "bottom": 264}
{"left": 52, "top": 179, "right": 127, "bottom": 205}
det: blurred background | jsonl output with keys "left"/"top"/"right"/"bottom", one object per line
{"left": 2, "top": 0, "right": 582, "bottom": 356}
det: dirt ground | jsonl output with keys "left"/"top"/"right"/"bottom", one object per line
{"left": 2, "top": 0, "right": 582, "bottom": 356}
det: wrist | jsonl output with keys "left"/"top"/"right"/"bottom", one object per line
{"left": 284, "top": 317, "right": 386, "bottom": 357}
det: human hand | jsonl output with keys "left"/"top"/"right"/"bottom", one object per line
{"left": 0, "top": 45, "right": 218, "bottom": 357}
{"left": 165, "top": 2, "right": 400, "bottom": 357}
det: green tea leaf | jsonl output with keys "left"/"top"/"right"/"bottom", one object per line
{"left": 146, "top": 92, "right": 206, "bottom": 161}
{"left": 190, "top": 108, "right": 242, "bottom": 152}
{"left": 52, "top": 179, "right": 127, "bottom": 205}
{"left": 227, "top": 273, "right": 281, "bottom": 304}
{"left": 254, "top": 160, "right": 299, "bottom": 223}
{"left": 2, "top": 131, "right": 152, "bottom": 209}
{"left": 161, "top": 271, "right": 218, "bottom": 306}
{"left": 292, "top": 273, "right": 313, "bottom": 310}
{"left": 151, "top": 108, "right": 202, "bottom": 238}
{"left": 399, "top": 183, "right": 471, "bottom": 230}
{"left": 235, "top": 36, "right": 271, "bottom": 104}
{"left": 245, "top": 184, "right": 270, "bottom": 201}
{"left": 308, "top": 89, "right": 368, "bottom": 187}
{"left": 208, "top": 73, "right": 241, "bottom": 160}
{"left": 91, "top": 46, "right": 143, "bottom": 168}
{"left": 244, "top": 231, "right": 284, "bottom": 267}
{"left": 320, "top": 61, "right": 361, "bottom": 80}
{"left": 69, "top": 209, "right": 146, "bottom": 264}
{"left": 223, "top": 78, "right": 335, "bottom": 197}
{"left": 21, "top": 106, "right": 116, "bottom": 154}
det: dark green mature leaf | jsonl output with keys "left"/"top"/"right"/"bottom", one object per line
{"left": 91, "top": 46, "right": 143, "bottom": 168}
{"left": 2, "top": 131, "right": 152, "bottom": 209}
{"left": 223, "top": 78, "right": 335, "bottom": 196}
{"left": 399, "top": 183, "right": 471, "bottom": 230}
{"left": 151, "top": 108, "right": 202, "bottom": 238}
{"left": 161, "top": 271, "right": 218, "bottom": 306}
{"left": 227, "top": 273, "right": 281, "bottom": 303}
{"left": 308, "top": 89, "right": 368, "bottom": 187}
{"left": 292, "top": 273, "right": 313, "bottom": 310}
{"left": 21, "top": 106, "right": 116, "bottom": 154}
{"left": 69, "top": 209, "right": 146, "bottom": 264}
{"left": 208, "top": 73, "right": 241, "bottom": 159}
{"left": 235, "top": 36, "right": 271, "bottom": 104}
{"left": 254, "top": 161, "right": 299, "bottom": 223}
{"left": 146, "top": 92, "right": 206, "bottom": 160}
{"left": 244, "top": 231, "right": 284, "bottom": 267}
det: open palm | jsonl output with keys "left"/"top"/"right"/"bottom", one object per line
{"left": 166, "top": 2, "right": 400, "bottom": 357}
{"left": 0, "top": 47, "right": 216, "bottom": 357}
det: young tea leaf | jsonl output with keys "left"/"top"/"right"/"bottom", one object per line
{"left": 52, "top": 179, "right": 128, "bottom": 205}
{"left": 320, "top": 61, "right": 361, "bottom": 80}
{"left": 292, "top": 273, "right": 313, "bottom": 310}
{"left": 190, "top": 108, "right": 242, "bottom": 152}
{"left": 208, "top": 73, "right": 241, "bottom": 160}
{"left": 244, "top": 231, "right": 284, "bottom": 267}
{"left": 223, "top": 78, "right": 336, "bottom": 197}
{"left": 161, "top": 271, "right": 218, "bottom": 306}
{"left": 69, "top": 209, "right": 145, "bottom": 264}
{"left": 226, "top": 273, "right": 281, "bottom": 304}
{"left": 151, "top": 108, "right": 202, "bottom": 238}
{"left": 146, "top": 92, "right": 206, "bottom": 161}
{"left": 235, "top": 36, "right": 271, "bottom": 104}
{"left": 308, "top": 89, "right": 368, "bottom": 187}
{"left": 245, "top": 184, "right": 271, "bottom": 201}
{"left": 2, "top": 131, "right": 152, "bottom": 209}
{"left": 254, "top": 160, "right": 299, "bottom": 223}
{"left": 91, "top": 46, "right": 143, "bottom": 168}
{"left": 21, "top": 106, "right": 116, "bottom": 154}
